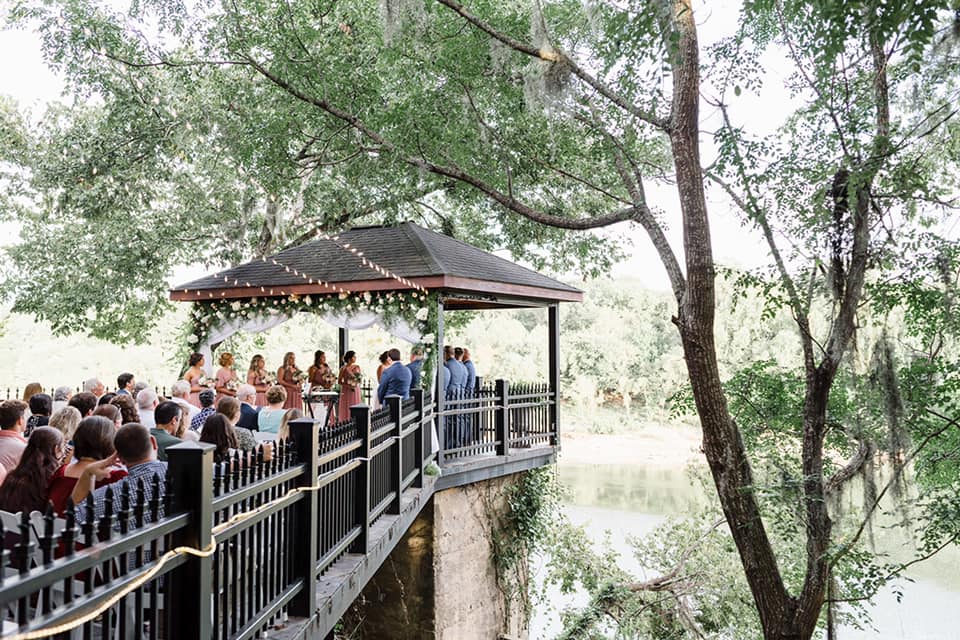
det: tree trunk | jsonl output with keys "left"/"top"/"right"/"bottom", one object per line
{"left": 667, "top": 1, "right": 799, "bottom": 637}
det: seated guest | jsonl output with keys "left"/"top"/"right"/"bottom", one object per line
{"left": 200, "top": 414, "right": 238, "bottom": 463}
{"left": 93, "top": 404, "right": 122, "bottom": 430}
{"left": 22, "top": 383, "right": 43, "bottom": 415}
{"left": 277, "top": 408, "right": 304, "bottom": 441}
{"left": 407, "top": 347, "right": 424, "bottom": 391}
{"left": 82, "top": 378, "right": 105, "bottom": 399}
{"left": 52, "top": 386, "right": 73, "bottom": 414}
{"left": 136, "top": 388, "right": 159, "bottom": 429}
{"left": 236, "top": 384, "right": 260, "bottom": 431}
{"left": 47, "top": 416, "right": 127, "bottom": 515}
{"left": 216, "top": 397, "right": 257, "bottom": 451}
{"left": 71, "top": 423, "right": 166, "bottom": 524}
{"left": 257, "top": 386, "right": 287, "bottom": 434}
{"left": 170, "top": 380, "right": 201, "bottom": 422}
{"left": 150, "top": 402, "right": 183, "bottom": 461}
{"left": 116, "top": 373, "right": 136, "bottom": 396}
{"left": 49, "top": 406, "right": 82, "bottom": 442}
{"left": 377, "top": 348, "right": 412, "bottom": 403}
{"left": 0, "top": 400, "right": 29, "bottom": 473}
{"left": 0, "top": 427, "right": 63, "bottom": 513}
{"left": 26, "top": 393, "right": 52, "bottom": 435}
{"left": 97, "top": 392, "right": 117, "bottom": 406}
{"left": 132, "top": 381, "right": 149, "bottom": 399}
{"left": 190, "top": 389, "right": 217, "bottom": 431}
{"left": 110, "top": 394, "right": 139, "bottom": 425}
{"left": 376, "top": 351, "right": 389, "bottom": 383}
{"left": 68, "top": 392, "right": 98, "bottom": 418}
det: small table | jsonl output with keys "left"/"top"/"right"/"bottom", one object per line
{"left": 304, "top": 390, "right": 339, "bottom": 427}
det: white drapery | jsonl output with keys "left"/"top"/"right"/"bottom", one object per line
{"left": 198, "top": 309, "right": 424, "bottom": 375}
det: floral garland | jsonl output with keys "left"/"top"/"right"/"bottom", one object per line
{"left": 187, "top": 290, "right": 441, "bottom": 382}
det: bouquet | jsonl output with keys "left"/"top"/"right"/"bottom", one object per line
{"left": 351, "top": 371, "right": 363, "bottom": 386}
{"left": 197, "top": 376, "right": 217, "bottom": 389}
{"left": 320, "top": 371, "right": 337, "bottom": 388}
{"left": 226, "top": 378, "right": 240, "bottom": 392}
{"left": 262, "top": 371, "right": 277, "bottom": 386}
{"left": 294, "top": 369, "right": 309, "bottom": 384}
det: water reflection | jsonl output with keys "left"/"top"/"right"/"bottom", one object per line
{"left": 531, "top": 463, "right": 960, "bottom": 640}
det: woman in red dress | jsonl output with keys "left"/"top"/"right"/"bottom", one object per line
{"left": 277, "top": 352, "right": 304, "bottom": 410}
{"left": 47, "top": 416, "right": 127, "bottom": 515}
{"left": 337, "top": 351, "right": 362, "bottom": 422}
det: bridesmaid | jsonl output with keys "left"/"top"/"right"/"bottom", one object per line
{"left": 184, "top": 352, "right": 206, "bottom": 407}
{"left": 246, "top": 354, "right": 269, "bottom": 407}
{"left": 215, "top": 352, "right": 239, "bottom": 398}
{"left": 337, "top": 351, "right": 362, "bottom": 422}
{"left": 277, "top": 352, "right": 304, "bottom": 410}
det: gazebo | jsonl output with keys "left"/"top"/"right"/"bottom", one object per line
{"left": 170, "top": 221, "right": 582, "bottom": 444}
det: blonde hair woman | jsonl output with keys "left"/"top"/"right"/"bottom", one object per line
{"left": 246, "top": 354, "right": 269, "bottom": 406}
{"left": 277, "top": 352, "right": 303, "bottom": 411}
{"left": 215, "top": 352, "right": 239, "bottom": 398}
{"left": 257, "top": 385, "right": 287, "bottom": 434}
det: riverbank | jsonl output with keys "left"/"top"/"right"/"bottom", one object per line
{"left": 558, "top": 424, "right": 705, "bottom": 468}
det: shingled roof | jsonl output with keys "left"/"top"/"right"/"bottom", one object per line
{"left": 170, "top": 222, "right": 582, "bottom": 307}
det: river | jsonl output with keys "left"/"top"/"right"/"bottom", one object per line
{"left": 529, "top": 462, "right": 960, "bottom": 640}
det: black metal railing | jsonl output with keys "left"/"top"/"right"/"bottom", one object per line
{"left": 0, "top": 388, "right": 435, "bottom": 639}
{"left": 435, "top": 379, "right": 557, "bottom": 465}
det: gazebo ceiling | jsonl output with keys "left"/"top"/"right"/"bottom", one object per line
{"left": 170, "top": 222, "right": 583, "bottom": 308}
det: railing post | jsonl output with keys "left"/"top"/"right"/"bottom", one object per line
{"left": 411, "top": 389, "right": 425, "bottom": 488}
{"left": 166, "top": 440, "right": 215, "bottom": 640}
{"left": 386, "top": 395, "right": 403, "bottom": 515}
{"left": 549, "top": 303, "right": 561, "bottom": 447}
{"left": 495, "top": 379, "right": 509, "bottom": 457}
{"left": 288, "top": 417, "right": 320, "bottom": 616}
{"left": 350, "top": 404, "right": 371, "bottom": 554}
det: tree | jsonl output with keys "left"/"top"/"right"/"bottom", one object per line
{"left": 6, "top": 0, "right": 960, "bottom": 637}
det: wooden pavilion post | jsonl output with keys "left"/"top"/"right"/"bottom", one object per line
{"left": 435, "top": 297, "right": 445, "bottom": 458}
{"left": 548, "top": 303, "right": 560, "bottom": 448}
{"left": 338, "top": 327, "right": 350, "bottom": 368}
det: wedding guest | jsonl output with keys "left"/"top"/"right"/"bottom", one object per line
{"left": 110, "top": 394, "right": 139, "bottom": 425}
{"left": 82, "top": 378, "right": 106, "bottom": 398}
{"left": 68, "top": 392, "right": 98, "bottom": 418}
{"left": 26, "top": 393, "right": 52, "bottom": 435}
{"left": 48, "top": 406, "right": 82, "bottom": 442}
{"left": 191, "top": 389, "right": 217, "bottom": 431}
{"left": 377, "top": 348, "right": 411, "bottom": 403}
{"left": 136, "top": 387, "right": 159, "bottom": 429}
{"left": 277, "top": 352, "right": 303, "bottom": 410}
{"left": 215, "top": 352, "right": 239, "bottom": 398}
{"left": 337, "top": 351, "right": 362, "bottom": 421}
{"left": 462, "top": 347, "right": 477, "bottom": 393}
{"left": 257, "top": 386, "right": 287, "bottom": 434}
{"left": 308, "top": 351, "right": 334, "bottom": 389}
{"left": 132, "top": 381, "right": 149, "bottom": 399}
{"left": 216, "top": 397, "right": 257, "bottom": 450}
{"left": 93, "top": 404, "right": 123, "bottom": 430}
{"left": 184, "top": 353, "right": 206, "bottom": 406}
{"left": 116, "top": 373, "right": 135, "bottom": 396}
{"left": 97, "top": 392, "right": 117, "bottom": 406}
{"left": 277, "top": 408, "right": 303, "bottom": 441}
{"left": 52, "top": 386, "right": 73, "bottom": 414}
{"left": 150, "top": 401, "right": 183, "bottom": 461}
{"left": 407, "top": 347, "right": 424, "bottom": 391}
{"left": 170, "top": 380, "right": 201, "bottom": 422}
{"left": 0, "top": 400, "right": 29, "bottom": 473}
{"left": 376, "top": 352, "right": 389, "bottom": 383}
{"left": 47, "top": 416, "right": 127, "bottom": 515}
{"left": 71, "top": 423, "right": 167, "bottom": 525}
{"left": 200, "top": 414, "right": 239, "bottom": 463}
{"left": 22, "top": 382, "right": 43, "bottom": 405}
{"left": 0, "top": 427, "right": 63, "bottom": 514}
{"left": 247, "top": 354, "right": 270, "bottom": 406}
{"left": 236, "top": 384, "right": 261, "bottom": 431}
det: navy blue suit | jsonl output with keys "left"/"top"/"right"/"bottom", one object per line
{"left": 407, "top": 359, "right": 423, "bottom": 391}
{"left": 237, "top": 402, "right": 260, "bottom": 431}
{"left": 378, "top": 363, "right": 412, "bottom": 403}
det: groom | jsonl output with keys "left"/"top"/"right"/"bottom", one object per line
{"left": 377, "top": 348, "right": 412, "bottom": 403}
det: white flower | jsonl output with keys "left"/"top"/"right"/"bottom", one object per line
{"left": 422, "top": 333, "right": 435, "bottom": 343}
{"left": 304, "top": 296, "right": 313, "bottom": 305}
{"left": 231, "top": 301, "right": 241, "bottom": 312}
{"left": 186, "top": 335, "right": 199, "bottom": 344}
{"left": 363, "top": 292, "right": 372, "bottom": 303}
{"left": 415, "top": 307, "right": 429, "bottom": 321}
